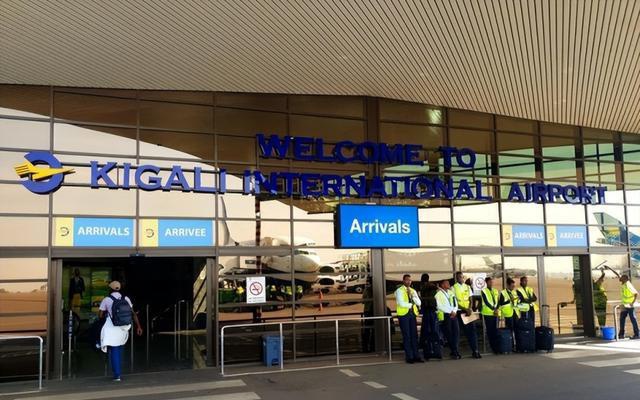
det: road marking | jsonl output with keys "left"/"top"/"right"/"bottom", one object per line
{"left": 578, "top": 356, "right": 640, "bottom": 367}
{"left": 544, "top": 350, "right": 610, "bottom": 359}
{"left": 624, "top": 369, "right": 640, "bottom": 375}
{"left": 555, "top": 344, "right": 640, "bottom": 354}
{"left": 339, "top": 369, "right": 360, "bottom": 377}
{"left": 170, "top": 393, "right": 260, "bottom": 400}
{"left": 16, "top": 380, "right": 246, "bottom": 400}
{"left": 363, "top": 381, "right": 387, "bottom": 389}
{"left": 392, "top": 393, "right": 420, "bottom": 400}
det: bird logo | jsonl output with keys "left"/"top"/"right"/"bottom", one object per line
{"left": 14, "top": 151, "right": 74, "bottom": 194}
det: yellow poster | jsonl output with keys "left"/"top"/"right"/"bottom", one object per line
{"left": 54, "top": 217, "right": 74, "bottom": 246}
{"left": 502, "top": 224, "right": 513, "bottom": 247}
{"left": 139, "top": 218, "right": 159, "bottom": 247}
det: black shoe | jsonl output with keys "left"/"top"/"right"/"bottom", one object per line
{"left": 450, "top": 353, "right": 462, "bottom": 360}
{"left": 631, "top": 336, "right": 640, "bottom": 340}
{"left": 413, "top": 358, "right": 425, "bottom": 363}
{"left": 618, "top": 334, "right": 625, "bottom": 339}
{"left": 472, "top": 352, "right": 482, "bottom": 359}
{"left": 406, "top": 359, "right": 415, "bottom": 364}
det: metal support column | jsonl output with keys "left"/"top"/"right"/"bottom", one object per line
{"left": 371, "top": 248, "right": 387, "bottom": 353}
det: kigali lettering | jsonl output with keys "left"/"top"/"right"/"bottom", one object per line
{"left": 83, "top": 134, "right": 606, "bottom": 204}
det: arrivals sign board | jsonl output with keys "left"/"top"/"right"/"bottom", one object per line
{"left": 502, "top": 225, "right": 546, "bottom": 247}
{"left": 335, "top": 204, "right": 419, "bottom": 248}
{"left": 503, "top": 224, "right": 588, "bottom": 247}
{"left": 547, "top": 225, "right": 588, "bottom": 247}
{"left": 54, "top": 217, "right": 214, "bottom": 247}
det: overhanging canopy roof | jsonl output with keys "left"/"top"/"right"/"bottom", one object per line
{"left": 1, "top": 0, "right": 639, "bottom": 133}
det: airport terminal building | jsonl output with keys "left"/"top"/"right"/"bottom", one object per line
{"left": 1, "top": 1, "right": 640, "bottom": 382}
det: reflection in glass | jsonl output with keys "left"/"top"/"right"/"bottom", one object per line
{"left": 545, "top": 203, "right": 586, "bottom": 224}
{"left": 0, "top": 217, "right": 48, "bottom": 246}
{"left": 453, "top": 203, "right": 499, "bottom": 223}
{"left": 501, "top": 203, "right": 544, "bottom": 224}
{"left": 0, "top": 258, "right": 48, "bottom": 280}
{"left": 541, "top": 136, "right": 576, "bottom": 158}
{"left": 543, "top": 256, "right": 582, "bottom": 335}
{"left": 419, "top": 223, "right": 452, "bottom": 246}
{"left": 590, "top": 254, "right": 629, "bottom": 329}
{"left": 0, "top": 282, "right": 47, "bottom": 314}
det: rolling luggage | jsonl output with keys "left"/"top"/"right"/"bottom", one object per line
{"left": 496, "top": 319, "right": 513, "bottom": 354}
{"left": 515, "top": 315, "right": 535, "bottom": 353}
{"left": 535, "top": 305, "right": 555, "bottom": 352}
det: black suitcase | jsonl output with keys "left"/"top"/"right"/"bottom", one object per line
{"left": 496, "top": 328, "right": 513, "bottom": 354}
{"left": 536, "top": 305, "right": 555, "bottom": 352}
{"left": 515, "top": 314, "right": 535, "bottom": 353}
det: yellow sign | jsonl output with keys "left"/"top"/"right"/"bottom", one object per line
{"left": 54, "top": 217, "right": 74, "bottom": 246}
{"left": 547, "top": 225, "right": 557, "bottom": 247}
{"left": 14, "top": 160, "right": 74, "bottom": 181}
{"left": 502, "top": 225, "right": 513, "bottom": 247}
{"left": 139, "top": 219, "right": 159, "bottom": 247}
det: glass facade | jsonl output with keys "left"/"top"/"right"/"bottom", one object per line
{"left": 1, "top": 85, "right": 639, "bottom": 378}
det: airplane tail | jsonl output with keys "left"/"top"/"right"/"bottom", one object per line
{"left": 217, "top": 196, "right": 237, "bottom": 246}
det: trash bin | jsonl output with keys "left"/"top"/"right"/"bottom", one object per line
{"left": 262, "top": 335, "right": 281, "bottom": 367}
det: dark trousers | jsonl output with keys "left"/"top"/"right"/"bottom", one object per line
{"left": 398, "top": 313, "right": 420, "bottom": 361}
{"left": 456, "top": 313, "right": 478, "bottom": 353}
{"left": 620, "top": 307, "right": 640, "bottom": 337}
{"left": 504, "top": 316, "right": 516, "bottom": 332}
{"left": 362, "top": 311, "right": 374, "bottom": 352}
{"left": 419, "top": 309, "right": 438, "bottom": 345}
{"left": 525, "top": 309, "right": 536, "bottom": 327}
{"left": 483, "top": 315, "right": 498, "bottom": 353}
{"left": 440, "top": 316, "right": 460, "bottom": 355}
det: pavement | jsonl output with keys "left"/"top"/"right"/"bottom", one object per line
{"left": 2, "top": 338, "right": 640, "bottom": 400}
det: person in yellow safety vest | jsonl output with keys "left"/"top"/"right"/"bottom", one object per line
{"left": 498, "top": 278, "right": 519, "bottom": 335}
{"left": 269, "top": 285, "right": 277, "bottom": 301}
{"left": 481, "top": 277, "right": 501, "bottom": 354}
{"left": 618, "top": 275, "right": 640, "bottom": 339}
{"left": 285, "top": 285, "right": 293, "bottom": 301}
{"left": 593, "top": 269, "right": 608, "bottom": 328}
{"left": 452, "top": 272, "right": 481, "bottom": 359}
{"left": 516, "top": 276, "right": 538, "bottom": 326}
{"left": 435, "top": 279, "right": 461, "bottom": 360}
{"left": 236, "top": 284, "right": 245, "bottom": 302}
{"left": 395, "top": 274, "right": 423, "bottom": 363}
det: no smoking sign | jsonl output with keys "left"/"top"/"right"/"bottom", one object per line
{"left": 246, "top": 276, "right": 266, "bottom": 304}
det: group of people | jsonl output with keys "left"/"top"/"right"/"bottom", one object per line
{"left": 394, "top": 273, "right": 540, "bottom": 363}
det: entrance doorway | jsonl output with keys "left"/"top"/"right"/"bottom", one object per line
{"left": 55, "top": 257, "right": 210, "bottom": 378}
{"left": 504, "top": 255, "right": 595, "bottom": 337}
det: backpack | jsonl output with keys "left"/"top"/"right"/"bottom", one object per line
{"left": 109, "top": 294, "right": 133, "bottom": 326}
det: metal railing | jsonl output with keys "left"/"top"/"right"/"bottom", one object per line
{"left": 220, "top": 316, "right": 393, "bottom": 376}
{"left": 613, "top": 304, "right": 621, "bottom": 341}
{"left": 0, "top": 335, "right": 43, "bottom": 390}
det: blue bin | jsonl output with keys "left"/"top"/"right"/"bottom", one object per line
{"left": 602, "top": 326, "right": 615, "bottom": 341}
{"left": 262, "top": 335, "right": 281, "bottom": 367}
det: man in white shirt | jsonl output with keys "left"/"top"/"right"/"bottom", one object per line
{"left": 435, "top": 279, "right": 461, "bottom": 359}
{"left": 394, "top": 274, "right": 423, "bottom": 363}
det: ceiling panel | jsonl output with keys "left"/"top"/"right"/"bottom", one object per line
{"left": 1, "top": 0, "right": 639, "bottom": 133}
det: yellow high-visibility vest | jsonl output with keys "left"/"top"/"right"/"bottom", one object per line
{"left": 500, "top": 289, "right": 515, "bottom": 318}
{"left": 621, "top": 282, "right": 637, "bottom": 307}
{"left": 517, "top": 286, "right": 539, "bottom": 311}
{"left": 481, "top": 287, "right": 499, "bottom": 316}
{"left": 396, "top": 286, "right": 419, "bottom": 317}
{"left": 453, "top": 282, "right": 472, "bottom": 309}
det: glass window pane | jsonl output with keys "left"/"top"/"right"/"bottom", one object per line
{"left": 140, "top": 190, "right": 215, "bottom": 218}
{"left": 543, "top": 159, "right": 578, "bottom": 180}
{"left": 0, "top": 118, "right": 50, "bottom": 150}
{"left": 495, "top": 116, "right": 536, "bottom": 133}
{"left": 588, "top": 205, "right": 626, "bottom": 225}
{"left": 215, "top": 108, "right": 287, "bottom": 137}
{"left": 54, "top": 92, "right": 137, "bottom": 125}
{"left": 501, "top": 203, "right": 544, "bottom": 224}
{"left": 454, "top": 224, "right": 500, "bottom": 246}
{"left": 55, "top": 123, "right": 136, "bottom": 155}
{"left": 497, "top": 133, "right": 536, "bottom": 156}
{"left": 541, "top": 136, "right": 576, "bottom": 158}
{"left": 289, "top": 115, "right": 365, "bottom": 143}
{"left": 540, "top": 123, "right": 578, "bottom": 138}
{"left": 589, "top": 225, "right": 627, "bottom": 247}
{"left": 385, "top": 248, "right": 453, "bottom": 275}
{"left": 419, "top": 223, "right": 452, "bottom": 246}
{"left": 584, "top": 162, "right": 618, "bottom": 183}
{"left": 0, "top": 315, "right": 47, "bottom": 333}
{"left": 591, "top": 253, "right": 629, "bottom": 329}
{"left": 289, "top": 95, "right": 364, "bottom": 118}
{"left": 626, "top": 187, "right": 640, "bottom": 204}
{"left": 0, "top": 85, "right": 50, "bottom": 117}
{"left": 139, "top": 101, "right": 213, "bottom": 132}
{"left": 627, "top": 206, "right": 640, "bottom": 226}
{"left": 379, "top": 123, "right": 444, "bottom": 152}
{"left": 449, "top": 129, "right": 494, "bottom": 155}
{"left": 504, "top": 256, "right": 538, "bottom": 292}
{"left": 0, "top": 282, "right": 47, "bottom": 314}
{"left": 139, "top": 130, "right": 214, "bottom": 160}
{"left": 218, "top": 220, "right": 292, "bottom": 246}
{"left": 379, "top": 99, "right": 443, "bottom": 125}
{"left": 458, "top": 254, "right": 502, "bottom": 280}
{"left": 293, "top": 221, "right": 334, "bottom": 246}
{"left": 216, "top": 93, "right": 287, "bottom": 112}
{"left": 453, "top": 203, "right": 499, "bottom": 223}
{"left": 0, "top": 258, "right": 48, "bottom": 280}
{"left": 625, "top": 165, "right": 640, "bottom": 184}
{"left": 499, "top": 156, "right": 536, "bottom": 178}
{"left": 217, "top": 135, "right": 256, "bottom": 163}
{"left": 545, "top": 204, "right": 586, "bottom": 224}
{"left": 448, "top": 109, "right": 493, "bottom": 129}
{"left": 418, "top": 207, "right": 451, "bottom": 222}
{"left": 0, "top": 217, "right": 48, "bottom": 246}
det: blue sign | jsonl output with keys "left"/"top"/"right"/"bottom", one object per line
{"left": 505, "top": 225, "right": 546, "bottom": 247}
{"left": 73, "top": 218, "right": 134, "bottom": 247}
{"left": 554, "top": 225, "right": 588, "bottom": 247}
{"left": 157, "top": 219, "right": 214, "bottom": 247}
{"left": 335, "top": 204, "right": 419, "bottom": 248}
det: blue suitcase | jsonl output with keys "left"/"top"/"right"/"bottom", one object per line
{"left": 515, "top": 316, "right": 535, "bottom": 353}
{"left": 496, "top": 328, "right": 513, "bottom": 354}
